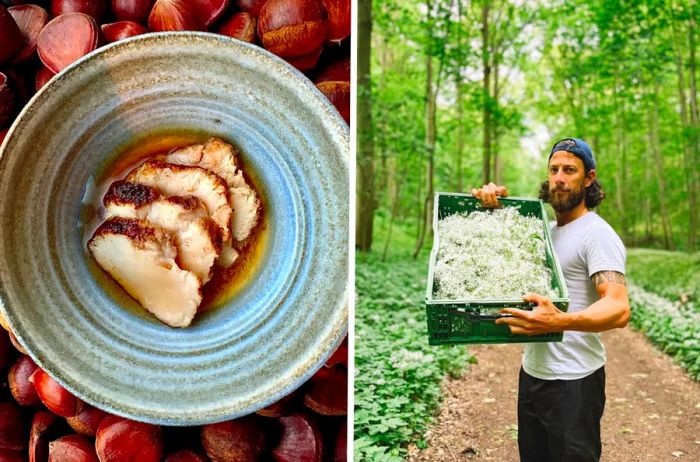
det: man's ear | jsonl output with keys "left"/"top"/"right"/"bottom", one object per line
{"left": 584, "top": 169, "right": 597, "bottom": 187}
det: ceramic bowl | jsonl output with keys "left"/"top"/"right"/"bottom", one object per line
{"left": 0, "top": 32, "right": 348, "bottom": 425}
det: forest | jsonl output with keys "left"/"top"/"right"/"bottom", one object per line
{"left": 357, "top": 0, "right": 699, "bottom": 255}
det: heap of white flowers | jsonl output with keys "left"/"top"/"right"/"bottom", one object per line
{"left": 434, "top": 207, "right": 557, "bottom": 300}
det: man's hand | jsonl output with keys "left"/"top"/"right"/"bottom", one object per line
{"left": 471, "top": 183, "right": 509, "bottom": 208}
{"left": 495, "top": 293, "right": 567, "bottom": 335}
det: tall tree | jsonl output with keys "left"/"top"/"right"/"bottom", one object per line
{"left": 356, "top": 0, "right": 376, "bottom": 252}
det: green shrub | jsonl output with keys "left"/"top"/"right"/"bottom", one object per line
{"left": 354, "top": 252, "right": 472, "bottom": 461}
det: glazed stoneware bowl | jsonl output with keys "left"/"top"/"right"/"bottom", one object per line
{"left": 0, "top": 32, "right": 348, "bottom": 425}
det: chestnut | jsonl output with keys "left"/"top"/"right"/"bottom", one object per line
{"left": 272, "top": 413, "right": 323, "bottom": 462}
{"left": 148, "top": 0, "right": 205, "bottom": 32}
{"left": 256, "top": 391, "right": 298, "bottom": 418}
{"left": 0, "top": 72, "right": 16, "bottom": 130}
{"left": 9, "top": 355, "right": 41, "bottom": 407}
{"left": 190, "top": 0, "right": 229, "bottom": 27}
{"left": 66, "top": 402, "right": 107, "bottom": 436}
{"left": 321, "top": 0, "right": 349, "bottom": 43}
{"left": 201, "top": 417, "right": 266, "bottom": 462}
{"left": 35, "top": 65, "right": 56, "bottom": 92}
{"left": 0, "top": 5, "right": 25, "bottom": 65}
{"left": 7, "top": 4, "right": 50, "bottom": 64}
{"left": 95, "top": 415, "right": 164, "bottom": 462}
{"left": 236, "top": 0, "right": 266, "bottom": 17}
{"left": 101, "top": 21, "right": 148, "bottom": 43}
{"left": 0, "top": 402, "right": 25, "bottom": 451}
{"left": 29, "top": 368, "right": 81, "bottom": 417}
{"left": 50, "top": 0, "right": 106, "bottom": 21}
{"left": 218, "top": 12, "right": 257, "bottom": 43}
{"left": 37, "top": 13, "right": 99, "bottom": 74}
{"left": 29, "top": 411, "right": 60, "bottom": 462}
{"left": 257, "top": 0, "right": 329, "bottom": 59}
{"left": 111, "top": 0, "right": 154, "bottom": 22}
{"left": 303, "top": 365, "right": 347, "bottom": 416}
{"left": 48, "top": 434, "right": 98, "bottom": 462}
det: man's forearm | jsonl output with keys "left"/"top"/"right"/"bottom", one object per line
{"left": 560, "top": 295, "right": 630, "bottom": 332}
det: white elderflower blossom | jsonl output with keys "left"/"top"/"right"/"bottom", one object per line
{"left": 434, "top": 207, "right": 557, "bottom": 300}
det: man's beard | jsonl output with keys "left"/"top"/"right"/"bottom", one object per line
{"left": 547, "top": 182, "right": 586, "bottom": 213}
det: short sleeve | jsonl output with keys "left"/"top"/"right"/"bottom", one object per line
{"left": 582, "top": 225, "right": 626, "bottom": 277}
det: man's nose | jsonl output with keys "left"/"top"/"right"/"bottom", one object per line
{"left": 552, "top": 169, "right": 566, "bottom": 183}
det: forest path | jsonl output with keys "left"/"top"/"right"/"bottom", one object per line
{"left": 405, "top": 327, "right": 700, "bottom": 461}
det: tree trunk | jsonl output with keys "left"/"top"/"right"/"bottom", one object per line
{"left": 356, "top": 0, "right": 375, "bottom": 252}
{"left": 613, "top": 67, "right": 627, "bottom": 239}
{"left": 649, "top": 82, "right": 675, "bottom": 250}
{"left": 455, "top": 72, "right": 465, "bottom": 192}
{"left": 383, "top": 163, "right": 408, "bottom": 261}
{"left": 687, "top": 2, "right": 699, "bottom": 250}
{"left": 481, "top": 1, "right": 491, "bottom": 185}
{"left": 454, "top": 0, "right": 465, "bottom": 192}
{"left": 412, "top": 49, "right": 437, "bottom": 259}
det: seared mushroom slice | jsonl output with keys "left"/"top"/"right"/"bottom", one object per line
{"left": 168, "top": 138, "right": 261, "bottom": 244}
{"left": 88, "top": 217, "right": 201, "bottom": 328}
{"left": 104, "top": 180, "right": 224, "bottom": 283}
{"left": 126, "top": 160, "right": 232, "bottom": 241}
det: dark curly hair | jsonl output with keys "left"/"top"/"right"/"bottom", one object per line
{"left": 538, "top": 178, "right": 606, "bottom": 209}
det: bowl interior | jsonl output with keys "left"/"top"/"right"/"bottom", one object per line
{"left": 0, "top": 32, "right": 348, "bottom": 425}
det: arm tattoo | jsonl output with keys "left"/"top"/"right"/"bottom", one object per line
{"left": 591, "top": 271, "right": 626, "bottom": 287}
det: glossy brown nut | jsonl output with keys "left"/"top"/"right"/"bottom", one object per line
{"left": 101, "top": 21, "right": 148, "bottom": 43}
{"left": 333, "top": 421, "right": 347, "bottom": 462}
{"left": 37, "top": 13, "right": 98, "bottom": 74}
{"left": 95, "top": 415, "right": 164, "bottom": 462}
{"left": 48, "top": 434, "right": 99, "bottom": 462}
{"left": 217, "top": 12, "right": 257, "bottom": 43}
{"left": 272, "top": 413, "right": 323, "bottom": 462}
{"left": 148, "top": 0, "right": 205, "bottom": 32}
{"left": 35, "top": 65, "right": 56, "bottom": 92}
{"left": 50, "top": 0, "right": 106, "bottom": 21}
{"left": 257, "top": 0, "right": 328, "bottom": 58}
{"left": 66, "top": 402, "right": 107, "bottom": 436}
{"left": 236, "top": 0, "right": 266, "bottom": 17}
{"left": 9, "top": 355, "right": 41, "bottom": 406}
{"left": 0, "top": 5, "right": 25, "bottom": 65}
{"left": 201, "top": 417, "right": 266, "bottom": 462}
{"left": 30, "top": 368, "right": 81, "bottom": 417}
{"left": 303, "top": 365, "right": 347, "bottom": 416}
{"left": 7, "top": 4, "right": 49, "bottom": 64}
{"left": 111, "top": 0, "right": 154, "bottom": 22}
{"left": 321, "top": 0, "right": 349, "bottom": 43}
{"left": 190, "top": 0, "right": 229, "bottom": 27}
{"left": 316, "top": 81, "right": 349, "bottom": 123}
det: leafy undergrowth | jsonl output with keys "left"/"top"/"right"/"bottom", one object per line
{"left": 627, "top": 249, "right": 699, "bottom": 312}
{"left": 354, "top": 252, "right": 471, "bottom": 461}
{"left": 625, "top": 249, "right": 699, "bottom": 380}
{"left": 627, "top": 283, "right": 700, "bottom": 381}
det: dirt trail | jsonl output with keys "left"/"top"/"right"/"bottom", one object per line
{"left": 406, "top": 327, "right": 700, "bottom": 461}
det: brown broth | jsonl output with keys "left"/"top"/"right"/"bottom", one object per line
{"left": 83, "top": 129, "right": 269, "bottom": 316}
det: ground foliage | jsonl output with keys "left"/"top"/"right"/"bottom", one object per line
{"left": 354, "top": 252, "right": 471, "bottom": 461}
{"left": 627, "top": 249, "right": 700, "bottom": 380}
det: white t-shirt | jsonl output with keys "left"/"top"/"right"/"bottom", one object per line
{"left": 522, "top": 211, "right": 626, "bottom": 380}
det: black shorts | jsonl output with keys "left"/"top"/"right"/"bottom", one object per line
{"left": 518, "top": 366, "right": 606, "bottom": 462}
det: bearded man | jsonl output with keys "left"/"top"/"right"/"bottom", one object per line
{"left": 471, "top": 137, "right": 630, "bottom": 462}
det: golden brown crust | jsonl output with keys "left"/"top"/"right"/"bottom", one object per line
{"left": 164, "top": 195, "right": 203, "bottom": 212}
{"left": 89, "top": 217, "right": 164, "bottom": 250}
{"left": 103, "top": 180, "right": 159, "bottom": 208}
